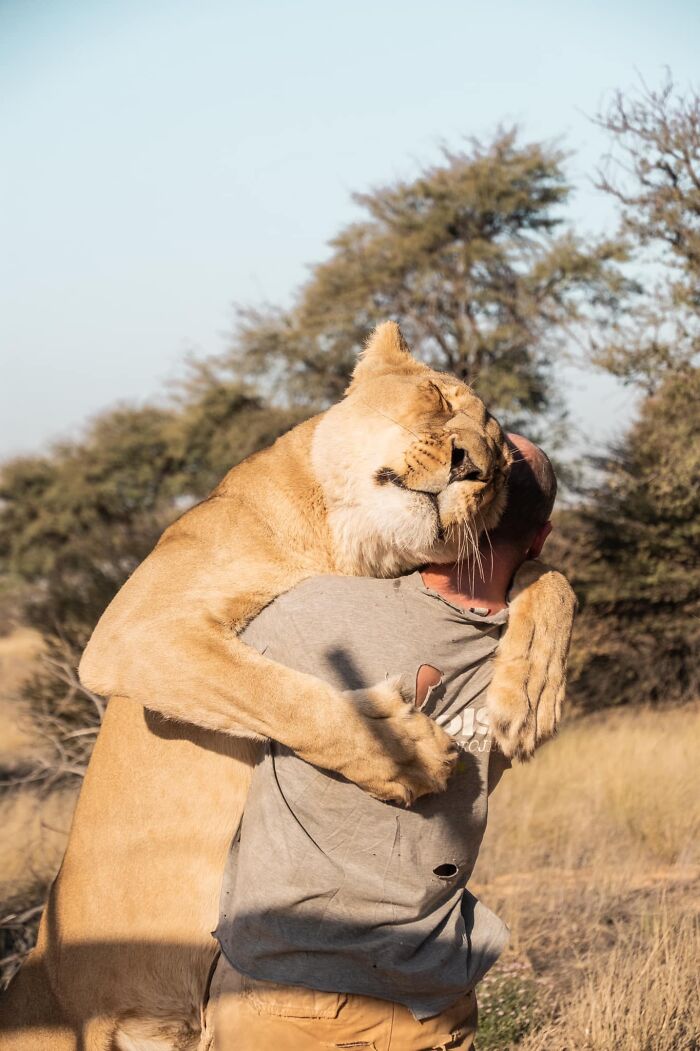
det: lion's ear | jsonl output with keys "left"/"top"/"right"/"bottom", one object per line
{"left": 348, "top": 321, "right": 424, "bottom": 388}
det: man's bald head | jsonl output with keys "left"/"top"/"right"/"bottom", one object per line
{"left": 489, "top": 433, "right": 557, "bottom": 552}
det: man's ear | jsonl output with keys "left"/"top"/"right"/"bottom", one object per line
{"left": 527, "top": 521, "right": 553, "bottom": 560}
{"left": 347, "top": 321, "right": 424, "bottom": 389}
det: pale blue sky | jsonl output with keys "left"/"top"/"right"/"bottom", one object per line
{"left": 1, "top": 0, "right": 698, "bottom": 460}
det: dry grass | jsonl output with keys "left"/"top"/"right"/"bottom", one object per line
{"left": 473, "top": 703, "right": 700, "bottom": 1049}
{"left": 0, "top": 629, "right": 46, "bottom": 774}
{"left": 520, "top": 903, "right": 700, "bottom": 1051}
{"left": 477, "top": 704, "right": 700, "bottom": 879}
{"left": 0, "top": 628, "right": 43, "bottom": 689}
{"left": 0, "top": 786, "right": 77, "bottom": 906}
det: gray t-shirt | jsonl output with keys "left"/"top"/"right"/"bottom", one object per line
{"left": 215, "top": 572, "right": 511, "bottom": 1020}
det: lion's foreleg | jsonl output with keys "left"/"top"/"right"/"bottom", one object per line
{"left": 487, "top": 560, "right": 577, "bottom": 760}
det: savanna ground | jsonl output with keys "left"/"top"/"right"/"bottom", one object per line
{"left": 1, "top": 631, "right": 699, "bottom": 1049}
{"left": 474, "top": 704, "right": 700, "bottom": 1050}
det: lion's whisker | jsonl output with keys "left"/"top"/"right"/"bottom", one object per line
{"left": 478, "top": 512, "right": 495, "bottom": 581}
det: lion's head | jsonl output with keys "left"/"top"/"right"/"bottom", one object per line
{"left": 312, "top": 321, "right": 511, "bottom": 575}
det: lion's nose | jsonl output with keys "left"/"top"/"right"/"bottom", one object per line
{"left": 449, "top": 446, "right": 484, "bottom": 484}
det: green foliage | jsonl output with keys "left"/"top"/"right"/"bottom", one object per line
{"left": 170, "top": 360, "right": 305, "bottom": 499}
{"left": 563, "top": 368, "right": 700, "bottom": 708}
{"left": 231, "top": 129, "right": 628, "bottom": 431}
{"left": 477, "top": 963, "right": 542, "bottom": 1049}
{"left": 593, "top": 77, "right": 700, "bottom": 390}
{"left": 0, "top": 406, "right": 178, "bottom": 646}
{"left": 0, "top": 380, "right": 301, "bottom": 647}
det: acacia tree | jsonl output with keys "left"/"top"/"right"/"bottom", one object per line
{"left": 593, "top": 76, "right": 700, "bottom": 389}
{"left": 233, "top": 129, "right": 629, "bottom": 430}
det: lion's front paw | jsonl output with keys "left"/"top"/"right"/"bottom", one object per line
{"left": 488, "top": 665, "right": 565, "bottom": 761}
{"left": 487, "top": 563, "right": 576, "bottom": 761}
{"left": 337, "top": 677, "right": 459, "bottom": 805}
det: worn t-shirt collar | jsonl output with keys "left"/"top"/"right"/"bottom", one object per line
{"left": 404, "top": 569, "right": 510, "bottom": 626}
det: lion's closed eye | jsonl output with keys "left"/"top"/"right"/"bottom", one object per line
{"left": 424, "top": 381, "right": 453, "bottom": 415}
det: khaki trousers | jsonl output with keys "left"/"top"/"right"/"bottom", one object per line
{"left": 201, "top": 954, "right": 478, "bottom": 1051}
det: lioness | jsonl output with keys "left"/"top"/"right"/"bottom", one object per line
{"left": 0, "top": 323, "right": 574, "bottom": 1051}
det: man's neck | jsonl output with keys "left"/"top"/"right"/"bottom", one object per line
{"left": 420, "top": 545, "right": 521, "bottom": 613}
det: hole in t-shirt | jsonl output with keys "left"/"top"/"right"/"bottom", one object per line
{"left": 414, "top": 664, "right": 443, "bottom": 709}
{"left": 433, "top": 863, "right": 458, "bottom": 879}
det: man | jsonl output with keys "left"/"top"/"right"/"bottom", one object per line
{"left": 201, "top": 433, "right": 556, "bottom": 1051}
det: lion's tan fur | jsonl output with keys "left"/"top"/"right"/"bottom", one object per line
{"left": 0, "top": 323, "right": 575, "bottom": 1050}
